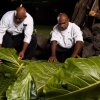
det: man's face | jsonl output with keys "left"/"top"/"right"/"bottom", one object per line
{"left": 14, "top": 13, "right": 26, "bottom": 24}
{"left": 58, "top": 16, "right": 69, "bottom": 31}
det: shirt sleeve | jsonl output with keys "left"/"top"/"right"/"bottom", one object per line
{"left": 24, "top": 17, "right": 34, "bottom": 44}
{"left": 72, "top": 23, "right": 84, "bottom": 43}
{"left": 0, "top": 14, "right": 9, "bottom": 44}
{"left": 50, "top": 25, "right": 59, "bottom": 42}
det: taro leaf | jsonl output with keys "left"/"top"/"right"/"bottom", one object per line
{"left": 0, "top": 48, "right": 22, "bottom": 65}
{"left": 6, "top": 72, "right": 37, "bottom": 100}
{"left": 6, "top": 59, "right": 63, "bottom": 100}
{"left": 25, "top": 60, "right": 63, "bottom": 96}
{"left": 0, "top": 62, "right": 17, "bottom": 100}
{"left": 0, "top": 48, "right": 24, "bottom": 100}
{"left": 0, "top": 48, "right": 25, "bottom": 74}
{"left": 41, "top": 56, "right": 100, "bottom": 100}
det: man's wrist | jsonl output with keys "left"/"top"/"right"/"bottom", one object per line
{"left": 51, "top": 54, "right": 56, "bottom": 57}
{"left": 21, "top": 50, "right": 25, "bottom": 54}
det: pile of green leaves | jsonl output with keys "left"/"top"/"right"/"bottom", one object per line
{"left": 0, "top": 48, "right": 100, "bottom": 100}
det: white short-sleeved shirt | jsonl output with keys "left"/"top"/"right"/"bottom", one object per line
{"left": 0, "top": 10, "right": 34, "bottom": 44}
{"left": 50, "top": 22, "right": 83, "bottom": 48}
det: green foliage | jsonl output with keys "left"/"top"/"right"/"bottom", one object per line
{"left": 0, "top": 61, "right": 17, "bottom": 100}
{"left": 0, "top": 48, "right": 62, "bottom": 100}
{"left": 42, "top": 57, "right": 100, "bottom": 100}
{"left": 6, "top": 73, "right": 37, "bottom": 100}
{"left": 0, "top": 48, "right": 100, "bottom": 100}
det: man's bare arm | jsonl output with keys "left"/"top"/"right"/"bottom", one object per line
{"left": 18, "top": 42, "right": 29, "bottom": 59}
{"left": 71, "top": 41, "right": 84, "bottom": 58}
{"left": 48, "top": 41, "right": 57, "bottom": 62}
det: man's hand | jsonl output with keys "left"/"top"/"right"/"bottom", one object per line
{"left": 71, "top": 55, "right": 80, "bottom": 58}
{"left": 71, "top": 41, "right": 83, "bottom": 58}
{"left": 48, "top": 56, "right": 57, "bottom": 62}
{"left": 89, "top": 10, "right": 96, "bottom": 16}
{"left": 48, "top": 41, "right": 57, "bottom": 62}
{"left": 18, "top": 42, "right": 29, "bottom": 60}
{"left": 18, "top": 51, "right": 25, "bottom": 60}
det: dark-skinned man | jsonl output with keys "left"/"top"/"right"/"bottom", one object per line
{"left": 48, "top": 13, "right": 84, "bottom": 62}
{"left": 0, "top": 6, "right": 37, "bottom": 60}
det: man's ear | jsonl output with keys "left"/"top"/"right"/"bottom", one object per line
{"left": 57, "top": 16, "right": 59, "bottom": 21}
{"left": 14, "top": 11, "right": 17, "bottom": 16}
{"left": 57, "top": 13, "right": 63, "bottom": 21}
{"left": 68, "top": 18, "right": 70, "bottom": 21}
{"left": 24, "top": 15, "right": 27, "bottom": 19}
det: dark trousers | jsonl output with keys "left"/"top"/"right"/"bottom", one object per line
{"left": 56, "top": 45, "right": 74, "bottom": 62}
{"left": 45, "top": 42, "right": 74, "bottom": 63}
{"left": 2, "top": 32, "right": 37, "bottom": 60}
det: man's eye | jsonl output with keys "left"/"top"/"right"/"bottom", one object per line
{"left": 59, "top": 23, "right": 66, "bottom": 25}
{"left": 15, "top": 16, "right": 23, "bottom": 20}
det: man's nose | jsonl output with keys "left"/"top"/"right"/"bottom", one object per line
{"left": 60, "top": 24, "right": 64, "bottom": 28}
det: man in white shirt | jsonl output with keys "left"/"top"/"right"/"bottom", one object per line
{"left": 48, "top": 13, "right": 84, "bottom": 62}
{"left": 0, "top": 6, "right": 37, "bottom": 60}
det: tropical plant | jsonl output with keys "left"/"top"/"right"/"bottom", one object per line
{"left": 0, "top": 48, "right": 100, "bottom": 100}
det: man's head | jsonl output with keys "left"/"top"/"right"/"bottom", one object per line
{"left": 14, "top": 7, "right": 26, "bottom": 24}
{"left": 57, "top": 13, "right": 69, "bottom": 31}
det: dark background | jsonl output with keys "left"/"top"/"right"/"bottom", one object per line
{"left": 0, "top": 0, "right": 78, "bottom": 25}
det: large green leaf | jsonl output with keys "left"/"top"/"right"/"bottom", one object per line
{"left": 0, "top": 48, "right": 62, "bottom": 100}
{"left": 0, "top": 48, "right": 24, "bottom": 100}
{"left": 6, "top": 72, "right": 37, "bottom": 100}
{"left": 5, "top": 60, "right": 62, "bottom": 100}
{"left": 25, "top": 60, "right": 63, "bottom": 95}
{"left": 41, "top": 56, "right": 100, "bottom": 100}
{"left": 2, "top": 48, "right": 100, "bottom": 100}
{"left": 0, "top": 62, "right": 17, "bottom": 100}
{"left": 0, "top": 48, "right": 22, "bottom": 66}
